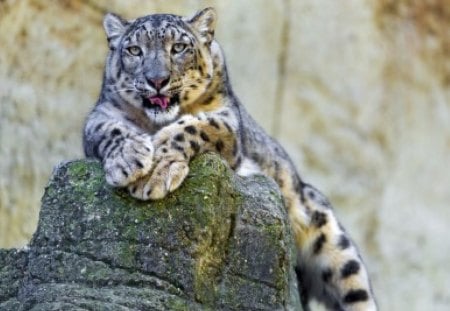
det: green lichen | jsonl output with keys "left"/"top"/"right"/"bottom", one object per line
{"left": 0, "top": 154, "right": 301, "bottom": 310}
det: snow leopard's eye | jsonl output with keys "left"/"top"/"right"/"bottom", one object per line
{"left": 171, "top": 43, "right": 187, "bottom": 54}
{"left": 126, "top": 46, "right": 142, "bottom": 56}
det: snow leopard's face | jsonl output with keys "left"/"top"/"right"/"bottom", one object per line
{"left": 102, "top": 8, "right": 216, "bottom": 124}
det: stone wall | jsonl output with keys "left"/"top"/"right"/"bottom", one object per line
{"left": 0, "top": 0, "right": 449, "bottom": 310}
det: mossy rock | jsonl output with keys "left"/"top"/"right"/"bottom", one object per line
{"left": 0, "top": 153, "right": 301, "bottom": 310}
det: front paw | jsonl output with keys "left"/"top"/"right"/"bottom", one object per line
{"left": 103, "top": 133, "right": 154, "bottom": 187}
{"left": 128, "top": 154, "right": 189, "bottom": 201}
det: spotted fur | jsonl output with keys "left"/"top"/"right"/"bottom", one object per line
{"left": 83, "top": 8, "right": 377, "bottom": 310}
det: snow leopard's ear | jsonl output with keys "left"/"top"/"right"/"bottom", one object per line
{"left": 103, "top": 13, "right": 129, "bottom": 49}
{"left": 185, "top": 7, "right": 217, "bottom": 45}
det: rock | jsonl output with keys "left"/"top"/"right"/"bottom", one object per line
{"left": 0, "top": 154, "right": 301, "bottom": 310}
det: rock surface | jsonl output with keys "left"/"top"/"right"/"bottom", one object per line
{"left": 0, "top": 154, "right": 301, "bottom": 310}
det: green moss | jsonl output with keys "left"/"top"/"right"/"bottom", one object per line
{"left": 1, "top": 154, "right": 301, "bottom": 310}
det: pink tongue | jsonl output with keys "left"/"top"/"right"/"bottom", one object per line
{"left": 149, "top": 96, "right": 169, "bottom": 110}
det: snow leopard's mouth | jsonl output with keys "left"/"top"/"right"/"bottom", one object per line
{"left": 143, "top": 94, "right": 179, "bottom": 111}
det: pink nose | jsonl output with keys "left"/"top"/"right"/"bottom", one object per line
{"left": 147, "top": 76, "right": 170, "bottom": 91}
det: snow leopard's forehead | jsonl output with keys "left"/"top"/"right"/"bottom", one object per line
{"left": 134, "top": 14, "right": 184, "bottom": 28}
{"left": 122, "top": 14, "right": 195, "bottom": 44}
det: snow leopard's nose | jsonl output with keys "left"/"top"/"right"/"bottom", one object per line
{"left": 145, "top": 74, "right": 170, "bottom": 92}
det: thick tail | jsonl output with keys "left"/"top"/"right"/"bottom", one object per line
{"left": 288, "top": 183, "right": 377, "bottom": 311}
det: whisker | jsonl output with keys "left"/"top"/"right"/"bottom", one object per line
{"left": 109, "top": 88, "right": 137, "bottom": 94}
{"left": 104, "top": 84, "right": 138, "bottom": 94}
{"left": 104, "top": 82, "right": 135, "bottom": 88}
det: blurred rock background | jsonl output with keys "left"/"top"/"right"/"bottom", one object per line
{"left": 0, "top": 0, "right": 448, "bottom": 310}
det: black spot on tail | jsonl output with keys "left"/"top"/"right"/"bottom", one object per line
{"left": 338, "top": 235, "right": 351, "bottom": 250}
{"left": 322, "top": 268, "right": 333, "bottom": 283}
{"left": 343, "top": 289, "right": 369, "bottom": 304}
{"left": 341, "top": 260, "right": 360, "bottom": 279}
{"left": 311, "top": 211, "right": 327, "bottom": 228}
{"left": 313, "top": 233, "right": 327, "bottom": 255}
{"left": 333, "top": 302, "right": 345, "bottom": 311}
